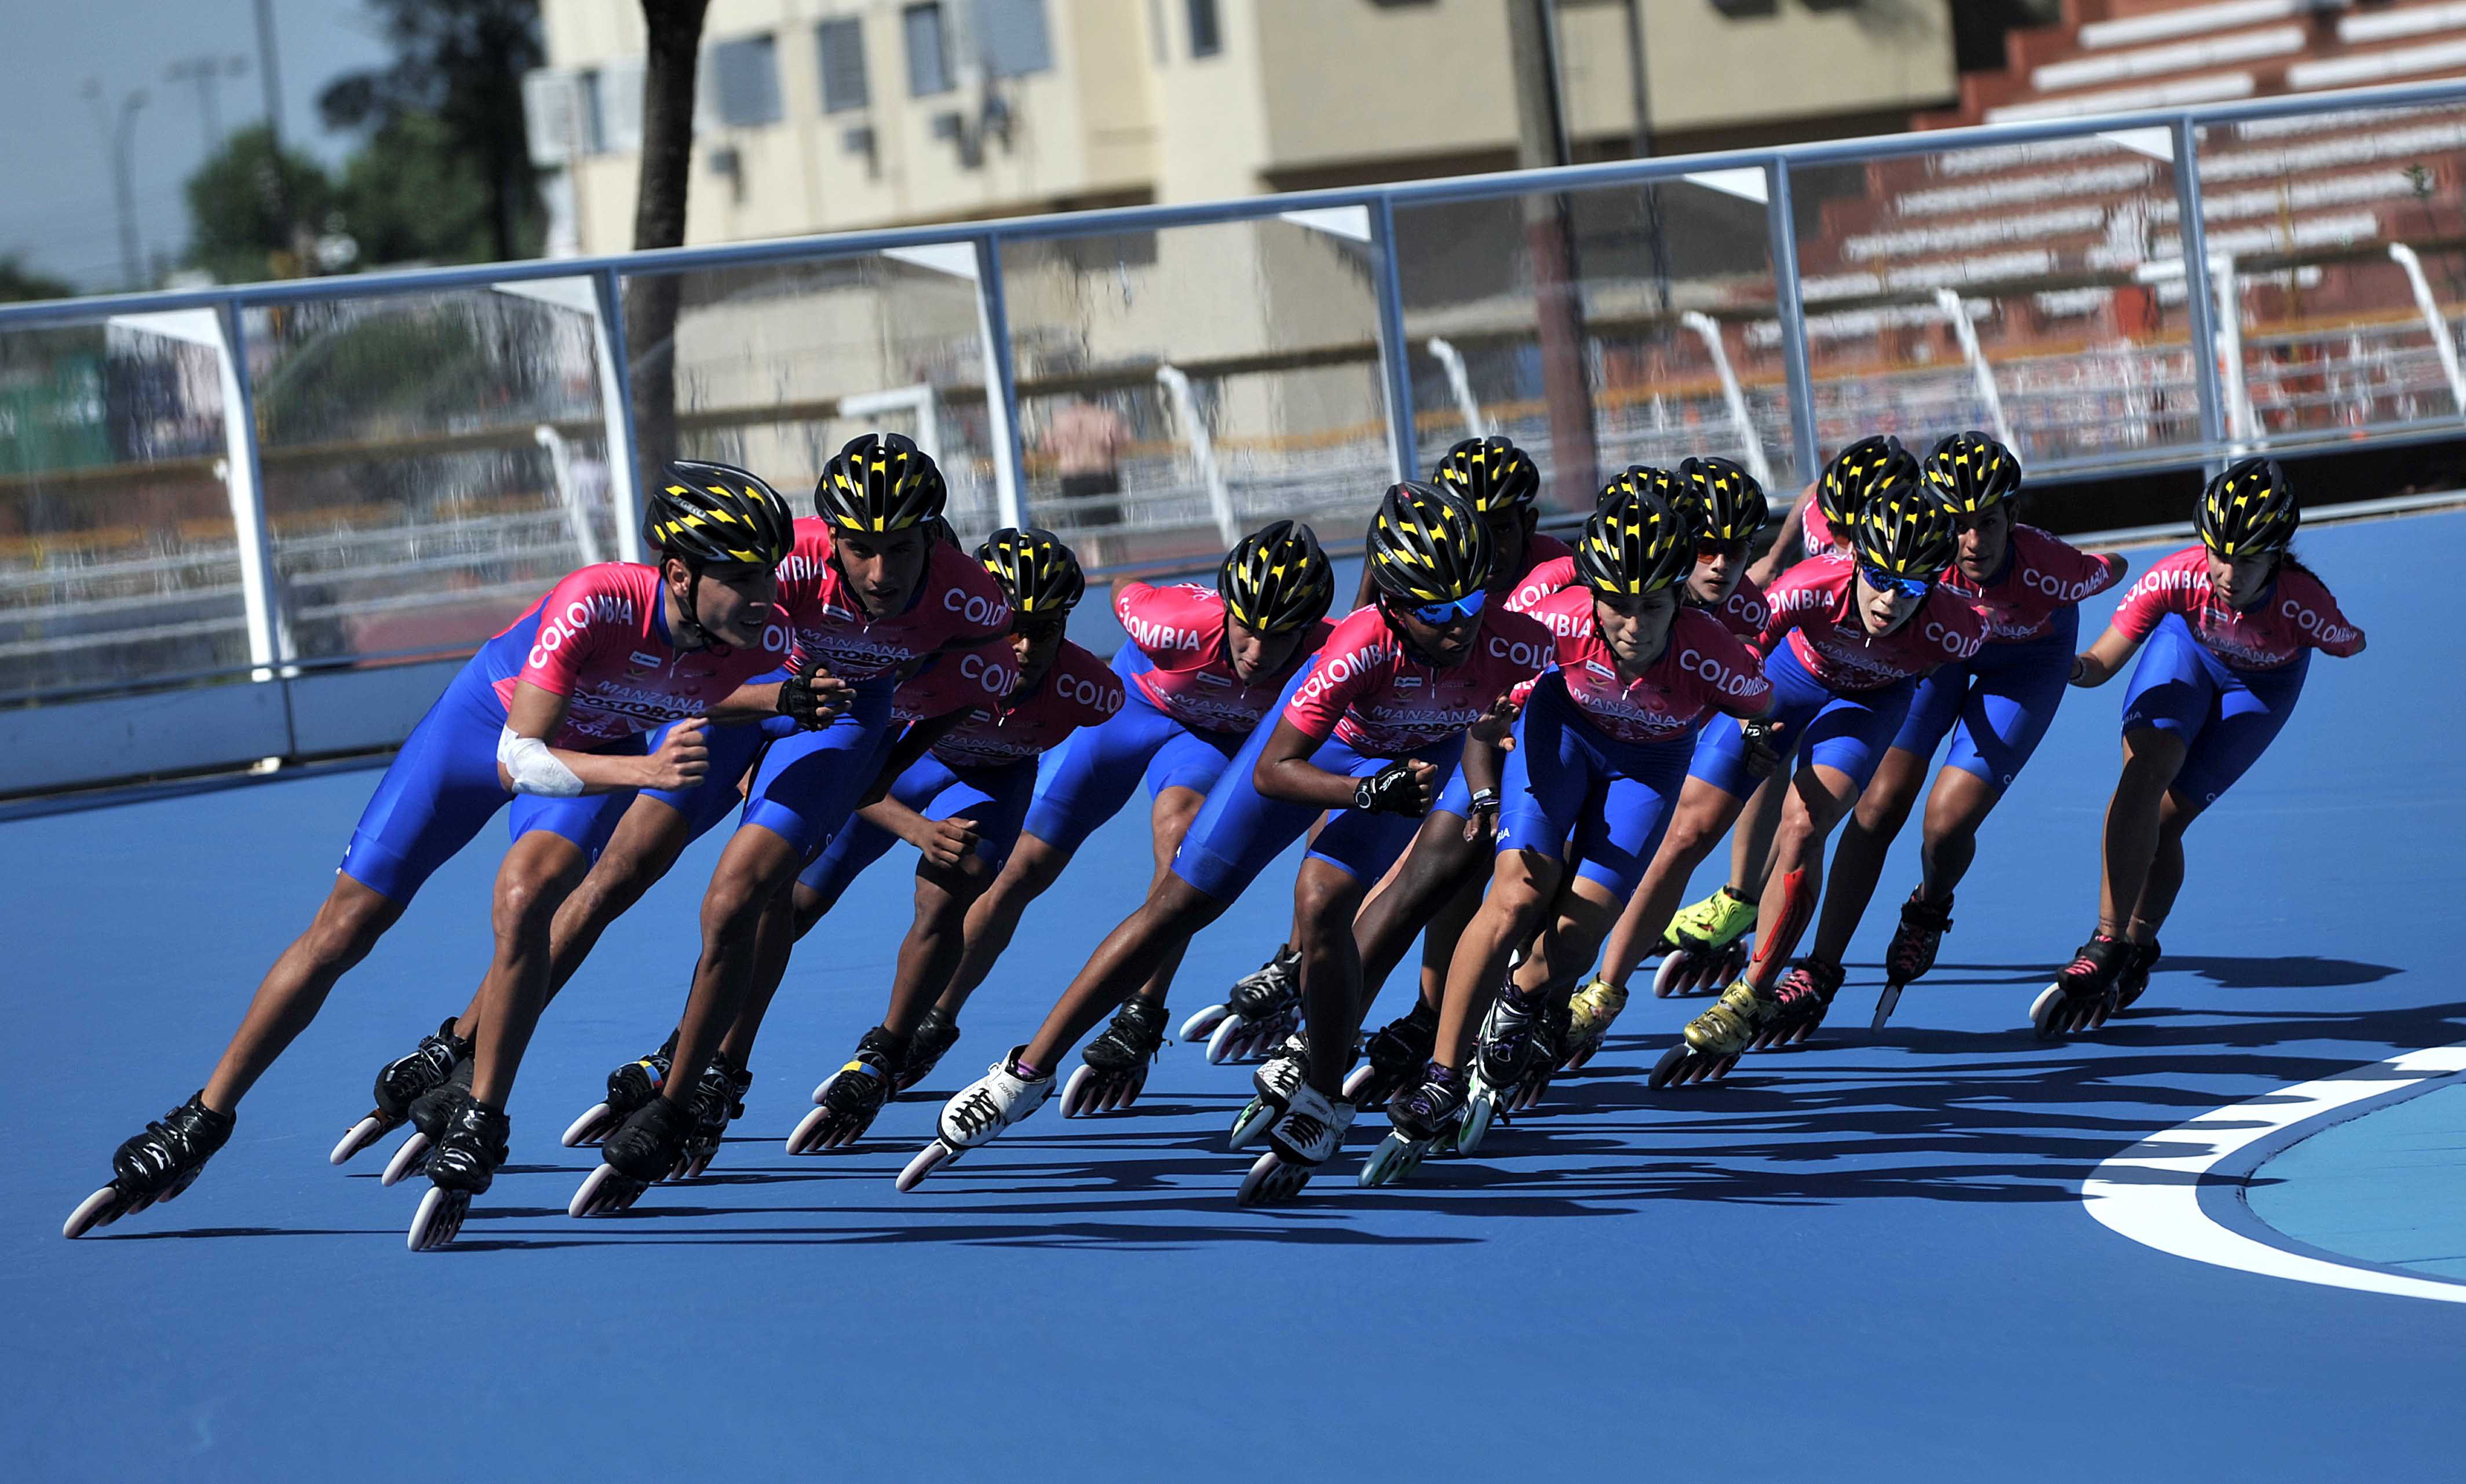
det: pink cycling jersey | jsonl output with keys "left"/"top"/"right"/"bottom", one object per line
{"left": 1946, "top": 525, "right": 2120, "bottom": 644}
{"left": 1523, "top": 588, "right": 1771, "bottom": 744}
{"left": 890, "top": 637, "right": 1019, "bottom": 725}
{"left": 1708, "top": 572, "right": 1768, "bottom": 641}
{"left": 768, "top": 519, "right": 1012, "bottom": 682}
{"left": 489, "top": 563, "right": 792, "bottom": 751}
{"left": 1285, "top": 604, "right": 1555, "bottom": 756}
{"left": 2109, "top": 544, "right": 2364, "bottom": 669}
{"left": 1114, "top": 580, "right": 1332, "bottom": 734}
{"left": 932, "top": 641, "right": 1125, "bottom": 769}
{"left": 1800, "top": 498, "right": 1857, "bottom": 561}
{"left": 1501, "top": 533, "right": 1578, "bottom": 614}
{"left": 1760, "top": 554, "right": 1987, "bottom": 692}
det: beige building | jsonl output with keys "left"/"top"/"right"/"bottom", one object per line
{"left": 523, "top": 1, "right": 1960, "bottom": 556}
{"left": 529, "top": 0, "right": 1960, "bottom": 254}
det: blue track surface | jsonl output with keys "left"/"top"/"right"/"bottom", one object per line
{"left": 8, "top": 510, "right": 2464, "bottom": 1480}
{"left": 2248, "top": 1077, "right": 2466, "bottom": 1281}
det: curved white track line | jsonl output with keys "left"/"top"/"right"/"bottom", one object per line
{"left": 2083, "top": 1040, "right": 2466, "bottom": 1305}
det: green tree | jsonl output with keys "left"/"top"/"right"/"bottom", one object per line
{"left": 319, "top": 0, "right": 545, "bottom": 264}
{"left": 335, "top": 112, "right": 499, "bottom": 267}
{"left": 0, "top": 255, "right": 74, "bottom": 303}
{"left": 629, "top": 0, "right": 712, "bottom": 478}
{"left": 183, "top": 124, "right": 335, "bottom": 284}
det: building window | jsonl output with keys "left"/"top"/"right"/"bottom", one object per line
{"left": 904, "top": 2, "right": 953, "bottom": 96}
{"left": 1187, "top": 0, "right": 1220, "bottom": 59}
{"left": 577, "top": 68, "right": 607, "bottom": 152}
{"left": 977, "top": 0, "right": 1053, "bottom": 76}
{"left": 709, "top": 34, "right": 782, "bottom": 127}
{"left": 817, "top": 16, "right": 870, "bottom": 113}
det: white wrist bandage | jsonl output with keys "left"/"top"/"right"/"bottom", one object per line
{"left": 498, "top": 728, "right": 585, "bottom": 797}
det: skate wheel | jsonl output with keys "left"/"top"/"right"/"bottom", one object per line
{"left": 1340, "top": 1062, "right": 1382, "bottom": 1103}
{"left": 1564, "top": 1039, "right": 1599, "bottom": 1072}
{"left": 1179, "top": 1004, "right": 1231, "bottom": 1043}
{"left": 1205, "top": 1014, "right": 1250, "bottom": 1065}
{"left": 2029, "top": 984, "right": 2064, "bottom": 1039}
{"left": 407, "top": 1186, "right": 472, "bottom": 1252}
{"left": 561, "top": 1101, "right": 618, "bottom": 1148}
{"left": 1359, "top": 1132, "right": 1421, "bottom": 1188}
{"left": 330, "top": 1114, "right": 395, "bottom": 1166}
{"left": 1059, "top": 1063, "right": 1099, "bottom": 1119}
{"left": 682, "top": 1151, "right": 713, "bottom": 1180}
{"left": 1651, "top": 953, "right": 1688, "bottom": 998}
{"left": 1228, "top": 1096, "right": 1276, "bottom": 1150}
{"left": 1101, "top": 1066, "right": 1146, "bottom": 1114}
{"left": 785, "top": 1105, "right": 835, "bottom": 1154}
{"left": 568, "top": 1162, "right": 643, "bottom": 1218}
{"left": 63, "top": 1185, "right": 123, "bottom": 1240}
{"left": 1237, "top": 1150, "right": 1312, "bottom": 1208}
{"left": 1648, "top": 1044, "right": 1688, "bottom": 1089}
{"left": 811, "top": 1070, "right": 840, "bottom": 1106}
{"left": 378, "top": 1131, "right": 432, "bottom": 1189}
{"left": 895, "top": 1141, "right": 957, "bottom": 1193}
{"left": 1457, "top": 1095, "right": 1496, "bottom": 1155}
{"left": 1513, "top": 1075, "right": 1549, "bottom": 1114}
{"left": 1872, "top": 982, "right": 1904, "bottom": 1032}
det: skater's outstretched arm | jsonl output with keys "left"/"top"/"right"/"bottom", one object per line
{"left": 2069, "top": 624, "right": 2143, "bottom": 688}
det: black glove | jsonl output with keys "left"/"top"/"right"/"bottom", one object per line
{"left": 1353, "top": 761, "right": 1427, "bottom": 817}
{"left": 776, "top": 664, "right": 829, "bottom": 728}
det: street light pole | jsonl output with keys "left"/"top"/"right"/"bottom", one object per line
{"left": 166, "top": 54, "right": 250, "bottom": 150}
{"left": 82, "top": 80, "right": 149, "bottom": 292}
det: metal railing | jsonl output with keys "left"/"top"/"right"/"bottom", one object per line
{"left": 6, "top": 76, "right": 2466, "bottom": 732}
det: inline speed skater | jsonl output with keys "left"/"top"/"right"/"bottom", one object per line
{"left": 2042, "top": 459, "right": 2363, "bottom": 1035}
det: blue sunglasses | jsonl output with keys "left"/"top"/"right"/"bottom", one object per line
{"left": 1405, "top": 589, "right": 1487, "bottom": 626}
{"left": 1859, "top": 564, "right": 1933, "bottom": 602}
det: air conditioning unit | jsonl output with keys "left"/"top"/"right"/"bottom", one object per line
{"left": 521, "top": 68, "right": 583, "bottom": 166}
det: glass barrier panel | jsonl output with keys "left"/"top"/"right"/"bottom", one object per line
{"left": 2195, "top": 100, "right": 2466, "bottom": 451}
{"left": 0, "top": 312, "right": 243, "bottom": 697}
{"left": 1392, "top": 173, "right": 1793, "bottom": 509}
{"left": 245, "top": 282, "right": 613, "bottom": 666}
{"left": 621, "top": 248, "right": 1000, "bottom": 542}
{"left": 1786, "top": 129, "right": 2203, "bottom": 478}
{"left": 997, "top": 213, "right": 1394, "bottom": 570}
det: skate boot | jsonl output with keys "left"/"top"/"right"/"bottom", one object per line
{"left": 1652, "top": 887, "right": 1757, "bottom": 996}
{"left": 333, "top": 1017, "right": 472, "bottom": 1165}
{"left": 678, "top": 1055, "right": 752, "bottom": 1177}
{"left": 1230, "top": 1031, "right": 1311, "bottom": 1149}
{"left": 891, "top": 1006, "right": 962, "bottom": 1094}
{"left": 1648, "top": 979, "right": 1779, "bottom": 1087}
{"left": 562, "top": 1030, "right": 678, "bottom": 1147}
{"left": 2113, "top": 938, "right": 2162, "bottom": 1012}
{"left": 1559, "top": 978, "right": 1629, "bottom": 1071}
{"left": 1461, "top": 986, "right": 1548, "bottom": 1154}
{"left": 63, "top": 1093, "right": 236, "bottom": 1238}
{"left": 1060, "top": 999, "right": 1170, "bottom": 1117}
{"left": 1360, "top": 1066, "right": 1467, "bottom": 1187}
{"left": 408, "top": 1099, "right": 510, "bottom": 1252}
{"left": 1873, "top": 889, "right": 1953, "bottom": 1029}
{"left": 380, "top": 1057, "right": 475, "bottom": 1187}
{"left": 790, "top": 1030, "right": 900, "bottom": 1153}
{"left": 1180, "top": 945, "right": 1298, "bottom": 1060}
{"left": 1240, "top": 1084, "right": 1354, "bottom": 1207}
{"left": 2032, "top": 933, "right": 2128, "bottom": 1038}
{"left": 569, "top": 1093, "right": 696, "bottom": 1217}
{"left": 895, "top": 1049, "right": 1056, "bottom": 1191}
{"left": 1341, "top": 1001, "right": 1439, "bottom": 1106}
{"left": 1766, "top": 958, "right": 1845, "bottom": 1047}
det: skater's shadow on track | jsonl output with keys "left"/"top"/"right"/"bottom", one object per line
{"left": 89, "top": 1226, "right": 395, "bottom": 1240}
{"left": 1876, "top": 955, "right": 2402, "bottom": 991}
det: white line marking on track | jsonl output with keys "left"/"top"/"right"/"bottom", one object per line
{"left": 2083, "top": 1040, "right": 2466, "bottom": 1305}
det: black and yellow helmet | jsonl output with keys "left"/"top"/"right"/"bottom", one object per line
{"left": 1854, "top": 479, "right": 1959, "bottom": 581}
{"left": 1821, "top": 435, "right": 1914, "bottom": 532}
{"left": 976, "top": 527, "right": 1084, "bottom": 626}
{"left": 1596, "top": 464, "right": 1679, "bottom": 510}
{"left": 1431, "top": 436, "right": 1541, "bottom": 515}
{"left": 1574, "top": 487, "right": 1691, "bottom": 600}
{"left": 815, "top": 432, "right": 946, "bottom": 533}
{"left": 1923, "top": 432, "right": 2022, "bottom": 516}
{"left": 1220, "top": 520, "right": 1335, "bottom": 635}
{"left": 644, "top": 459, "right": 796, "bottom": 568}
{"left": 1367, "top": 481, "right": 1493, "bottom": 606}
{"left": 2197, "top": 457, "right": 2299, "bottom": 557}
{"left": 1674, "top": 456, "right": 1770, "bottom": 543}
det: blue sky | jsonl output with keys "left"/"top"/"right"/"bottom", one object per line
{"left": 1, "top": 0, "right": 395, "bottom": 291}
